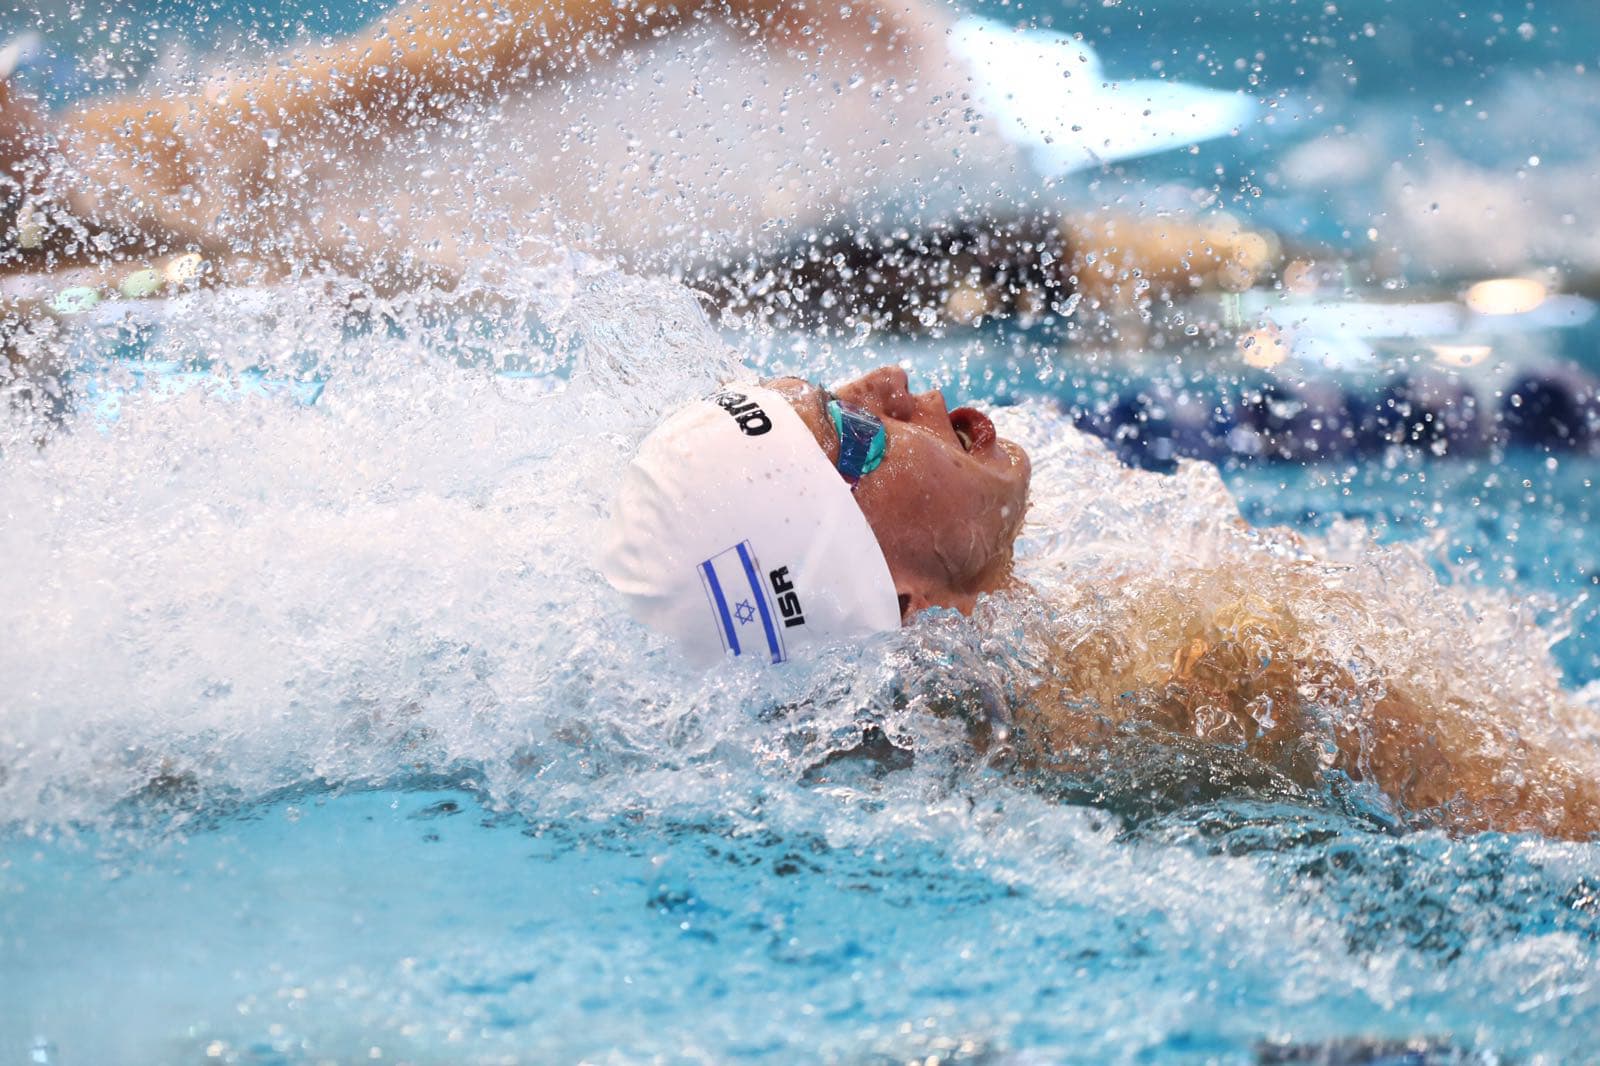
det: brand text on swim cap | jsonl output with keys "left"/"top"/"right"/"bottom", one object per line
{"left": 712, "top": 390, "right": 773, "bottom": 436}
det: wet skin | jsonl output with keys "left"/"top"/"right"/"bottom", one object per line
{"left": 770, "top": 368, "right": 1031, "bottom": 619}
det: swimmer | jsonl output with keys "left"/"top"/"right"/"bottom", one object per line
{"left": 0, "top": 0, "right": 1274, "bottom": 327}
{"left": 604, "top": 367, "right": 1600, "bottom": 840}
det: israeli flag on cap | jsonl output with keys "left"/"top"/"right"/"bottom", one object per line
{"left": 699, "top": 540, "right": 787, "bottom": 664}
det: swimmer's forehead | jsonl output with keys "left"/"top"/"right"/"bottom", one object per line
{"left": 764, "top": 376, "right": 823, "bottom": 409}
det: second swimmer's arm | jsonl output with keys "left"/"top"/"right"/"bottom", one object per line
{"left": 56, "top": 0, "right": 680, "bottom": 246}
{"left": 50, "top": 0, "right": 936, "bottom": 253}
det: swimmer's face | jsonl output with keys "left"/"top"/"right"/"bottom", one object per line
{"left": 771, "top": 368, "right": 1031, "bottom": 620}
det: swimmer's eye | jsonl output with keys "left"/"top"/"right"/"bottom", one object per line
{"left": 823, "top": 391, "right": 887, "bottom": 489}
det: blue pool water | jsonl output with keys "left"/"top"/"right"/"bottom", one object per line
{"left": 5, "top": 0, "right": 1600, "bottom": 1063}
{"left": 9, "top": 782, "right": 1600, "bottom": 1063}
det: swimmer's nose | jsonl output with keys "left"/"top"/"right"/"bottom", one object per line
{"left": 848, "top": 366, "right": 917, "bottom": 421}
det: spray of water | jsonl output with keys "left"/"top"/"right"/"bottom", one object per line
{"left": 2, "top": 259, "right": 1594, "bottom": 843}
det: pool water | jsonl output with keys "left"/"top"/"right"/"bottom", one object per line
{"left": 4, "top": 273, "right": 1598, "bottom": 1064}
{"left": 5, "top": 0, "right": 1600, "bottom": 1062}
{"left": 9, "top": 783, "right": 1600, "bottom": 1064}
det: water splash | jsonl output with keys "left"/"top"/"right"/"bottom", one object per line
{"left": 0, "top": 265, "right": 751, "bottom": 829}
{"left": 3, "top": 261, "right": 1594, "bottom": 842}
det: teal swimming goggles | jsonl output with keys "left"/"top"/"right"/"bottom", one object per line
{"left": 821, "top": 389, "right": 888, "bottom": 489}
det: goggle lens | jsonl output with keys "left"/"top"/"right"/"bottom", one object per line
{"left": 826, "top": 396, "right": 887, "bottom": 487}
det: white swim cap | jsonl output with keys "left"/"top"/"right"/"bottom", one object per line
{"left": 601, "top": 384, "right": 900, "bottom": 665}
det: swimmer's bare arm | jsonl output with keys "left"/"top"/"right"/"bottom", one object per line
{"left": 1021, "top": 562, "right": 1600, "bottom": 840}
{"left": 25, "top": 0, "right": 938, "bottom": 255}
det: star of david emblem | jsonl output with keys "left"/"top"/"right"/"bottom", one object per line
{"left": 734, "top": 600, "right": 756, "bottom": 625}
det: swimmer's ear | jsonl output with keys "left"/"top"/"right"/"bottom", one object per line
{"left": 897, "top": 590, "right": 932, "bottom": 623}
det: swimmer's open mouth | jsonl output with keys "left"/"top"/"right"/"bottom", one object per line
{"left": 949, "top": 406, "right": 995, "bottom": 453}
